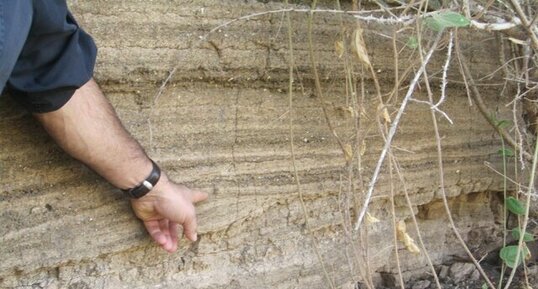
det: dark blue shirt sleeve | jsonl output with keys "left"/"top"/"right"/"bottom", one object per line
{"left": 7, "top": 1, "right": 97, "bottom": 113}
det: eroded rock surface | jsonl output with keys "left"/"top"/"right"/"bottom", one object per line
{"left": 1, "top": 1, "right": 514, "bottom": 288}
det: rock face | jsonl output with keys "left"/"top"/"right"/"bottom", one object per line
{"left": 0, "top": 1, "right": 516, "bottom": 288}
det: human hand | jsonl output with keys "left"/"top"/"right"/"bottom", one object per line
{"left": 130, "top": 174, "right": 208, "bottom": 253}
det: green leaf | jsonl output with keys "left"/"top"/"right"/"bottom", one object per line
{"left": 481, "top": 283, "right": 488, "bottom": 289}
{"left": 499, "top": 245, "right": 530, "bottom": 268}
{"left": 506, "top": 197, "right": 525, "bottom": 215}
{"left": 512, "top": 228, "right": 535, "bottom": 242}
{"left": 498, "top": 148, "right": 515, "bottom": 157}
{"left": 424, "top": 11, "right": 471, "bottom": 31}
{"left": 406, "top": 36, "right": 418, "bottom": 49}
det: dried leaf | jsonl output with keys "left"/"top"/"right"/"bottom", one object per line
{"left": 353, "top": 27, "right": 371, "bottom": 67}
{"left": 335, "top": 41, "right": 345, "bottom": 58}
{"left": 396, "top": 220, "right": 421, "bottom": 254}
{"left": 359, "top": 140, "right": 366, "bottom": 156}
{"left": 343, "top": 144, "right": 353, "bottom": 162}
{"left": 378, "top": 103, "right": 391, "bottom": 123}
{"left": 366, "top": 212, "right": 380, "bottom": 224}
{"left": 508, "top": 37, "right": 527, "bottom": 45}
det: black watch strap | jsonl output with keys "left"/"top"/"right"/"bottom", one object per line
{"left": 123, "top": 160, "right": 161, "bottom": 199}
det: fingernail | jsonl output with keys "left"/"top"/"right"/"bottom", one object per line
{"left": 193, "top": 233, "right": 198, "bottom": 241}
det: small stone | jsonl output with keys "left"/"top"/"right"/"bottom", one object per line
{"left": 449, "top": 262, "right": 476, "bottom": 282}
{"left": 438, "top": 265, "right": 449, "bottom": 279}
{"left": 527, "top": 264, "right": 538, "bottom": 275}
{"left": 412, "top": 280, "right": 431, "bottom": 289}
{"left": 380, "top": 272, "right": 396, "bottom": 288}
{"left": 470, "top": 269, "right": 480, "bottom": 281}
{"left": 30, "top": 206, "right": 47, "bottom": 215}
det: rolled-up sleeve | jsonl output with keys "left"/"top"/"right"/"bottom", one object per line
{"left": 7, "top": 1, "right": 97, "bottom": 113}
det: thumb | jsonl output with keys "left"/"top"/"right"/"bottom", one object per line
{"left": 190, "top": 189, "right": 208, "bottom": 203}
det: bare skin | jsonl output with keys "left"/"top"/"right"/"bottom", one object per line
{"left": 34, "top": 79, "right": 207, "bottom": 253}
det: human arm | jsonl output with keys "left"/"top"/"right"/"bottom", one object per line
{"left": 33, "top": 78, "right": 207, "bottom": 253}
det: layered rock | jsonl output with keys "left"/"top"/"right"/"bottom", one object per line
{"left": 0, "top": 1, "right": 515, "bottom": 288}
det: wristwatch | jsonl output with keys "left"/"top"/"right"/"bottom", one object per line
{"left": 123, "top": 160, "right": 161, "bottom": 198}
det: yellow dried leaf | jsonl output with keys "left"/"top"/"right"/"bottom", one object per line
{"left": 353, "top": 27, "right": 371, "bottom": 67}
{"left": 396, "top": 220, "right": 421, "bottom": 254}
{"left": 335, "top": 41, "right": 345, "bottom": 58}
{"left": 366, "top": 212, "right": 380, "bottom": 224}
{"left": 396, "top": 220, "right": 406, "bottom": 237}
{"left": 359, "top": 140, "right": 366, "bottom": 156}
{"left": 343, "top": 144, "right": 353, "bottom": 162}
{"left": 404, "top": 236, "right": 421, "bottom": 254}
{"left": 378, "top": 103, "right": 391, "bottom": 124}
{"left": 508, "top": 37, "right": 527, "bottom": 46}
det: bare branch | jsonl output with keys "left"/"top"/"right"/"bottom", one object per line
{"left": 354, "top": 31, "right": 444, "bottom": 231}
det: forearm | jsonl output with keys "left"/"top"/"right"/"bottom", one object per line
{"left": 34, "top": 79, "right": 152, "bottom": 190}
{"left": 34, "top": 78, "right": 206, "bottom": 252}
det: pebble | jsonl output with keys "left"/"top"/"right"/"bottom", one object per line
{"left": 412, "top": 280, "right": 431, "bottom": 289}
{"left": 470, "top": 269, "right": 480, "bottom": 281}
{"left": 449, "top": 262, "right": 476, "bottom": 283}
{"left": 438, "top": 265, "right": 449, "bottom": 279}
{"left": 30, "top": 206, "right": 47, "bottom": 215}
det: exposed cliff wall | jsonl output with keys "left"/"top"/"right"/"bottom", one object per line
{"left": 0, "top": 1, "right": 515, "bottom": 288}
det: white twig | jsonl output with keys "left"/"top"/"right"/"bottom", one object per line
{"left": 435, "top": 31, "right": 453, "bottom": 109}
{"left": 411, "top": 98, "right": 454, "bottom": 124}
{"left": 353, "top": 31, "right": 444, "bottom": 231}
{"left": 470, "top": 19, "right": 522, "bottom": 31}
{"left": 201, "top": 8, "right": 389, "bottom": 41}
{"left": 433, "top": 109, "right": 454, "bottom": 124}
{"left": 153, "top": 67, "right": 177, "bottom": 104}
{"left": 354, "top": 14, "right": 415, "bottom": 25}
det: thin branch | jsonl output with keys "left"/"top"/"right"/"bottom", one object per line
{"left": 503, "top": 112, "right": 538, "bottom": 289}
{"left": 354, "top": 31, "right": 444, "bottom": 231}
{"left": 508, "top": 0, "right": 538, "bottom": 50}
{"left": 456, "top": 38, "right": 533, "bottom": 162}
{"left": 390, "top": 156, "right": 443, "bottom": 289}
{"left": 389, "top": 160, "right": 405, "bottom": 289}
{"left": 285, "top": 4, "right": 336, "bottom": 289}
{"left": 435, "top": 31, "right": 453, "bottom": 109}
{"left": 425, "top": 51, "right": 496, "bottom": 289}
{"left": 470, "top": 19, "right": 521, "bottom": 31}
{"left": 201, "top": 8, "right": 400, "bottom": 41}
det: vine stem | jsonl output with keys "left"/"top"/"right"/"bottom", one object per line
{"left": 284, "top": 2, "right": 336, "bottom": 288}
{"left": 389, "top": 155, "right": 443, "bottom": 289}
{"left": 456, "top": 40, "right": 533, "bottom": 162}
{"left": 503, "top": 105, "right": 538, "bottom": 289}
{"left": 507, "top": 0, "right": 538, "bottom": 50}
{"left": 426, "top": 32, "right": 496, "bottom": 289}
{"left": 354, "top": 31, "right": 443, "bottom": 231}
